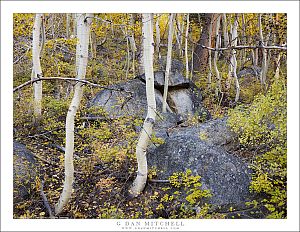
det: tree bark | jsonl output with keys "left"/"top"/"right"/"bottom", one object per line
{"left": 213, "top": 14, "right": 221, "bottom": 96}
{"left": 32, "top": 14, "right": 44, "bottom": 123}
{"left": 231, "top": 15, "right": 240, "bottom": 102}
{"left": 207, "top": 14, "right": 213, "bottom": 88}
{"left": 55, "top": 13, "right": 92, "bottom": 215}
{"left": 66, "top": 13, "right": 70, "bottom": 38}
{"left": 129, "top": 13, "right": 156, "bottom": 197}
{"left": 185, "top": 13, "right": 190, "bottom": 79}
{"left": 155, "top": 14, "right": 161, "bottom": 60}
{"left": 162, "top": 13, "right": 175, "bottom": 113}
{"left": 192, "top": 13, "right": 218, "bottom": 80}
{"left": 259, "top": 14, "right": 268, "bottom": 87}
{"left": 274, "top": 52, "right": 281, "bottom": 79}
{"left": 222, "top": 13, "right": 229, "bottom": 48}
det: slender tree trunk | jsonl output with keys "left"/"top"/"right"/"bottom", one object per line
{"left": 72, "top": 13, "right": 77, "bottom": 37}
{"left": 274, "top": 52, "right": 281, "bottom": 79}
{"left": 259, "top": 14, "right": 267, "bottom": 87}
{"left": 129, "top": 13, "right": 156, "bottom": 197}
{"left": 232, "top": 15, "right": 240, "bottom": 102}
{"left": 55, "top": 13, "right": 92, "bottom": 215}
{"left": 51, "top": 14, "right": 55, "bottom": 39}
{"left": 90, "top": 31, "right": 97, "bottom": 59}
{"left": 222, "top": 13, "right": 229, "bottom": 48}
{"left": 213, "top": 14, "right": 221, "bottom": 96}
{"left": 162, "top": 13, "right": 175, "bottom": 113}
{"left": 207, "top": 14, "right": 213, "bottom": 88}
{"left": 175, "top": 14, "right": 183, "bottom": 57}
{"left": 66, "top": 13, "right": 70, "bottom": 38}
{"left": 32, "top": 14, "right": 44, "bottom": 123}
{"left": 155, "top": 14, "right": 161, "bottom": 60}
{"left": 185, "top": 13, "right": 190, "bottom": 79}
{"left": 125, "top": 27, "right": 130, "bottom": 79}
{"left": 241, "top": 14, "right": 247, "bottom": 69}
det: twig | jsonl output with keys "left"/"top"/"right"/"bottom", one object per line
{"left": 40, "top": 180, "right": 55, "bottom": 218}
{"left": 13, "top": 77, "right": 133, "bottom": 94}
{"left": 149, "top": 179, "right": 170, "bottom": 183}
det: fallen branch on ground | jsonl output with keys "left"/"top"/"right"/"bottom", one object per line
{"left": 40, "top": 180, "right": 55, "bottom": 218}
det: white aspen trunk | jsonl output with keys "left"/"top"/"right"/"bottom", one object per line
{"left": 259, "top": 14, "right": 267, "bottom": 86}
{"left": 222, "top": 13, "right": 229, "bottom": 48}
{"left": 241, "top": 14, "right": 246, "bottom": 66}
{"left": 175, "top": 14, "right": 183, "bottom": 57}
{"left": 251, "top": 49, "right": 255, "bottom": 65}
{"left": 66, "top": 13, "right": 70, "bottom": 38}
{"left": 129, "top": 13, "right": 156, "bottom": 197}
{"left": 155, "top": 14, "right": 161, "bottom": 60}
{"left": 32, "top": 14, "right": 43, "bottom": 122}
{"left": 51, "top": 14, "right": 55, "bottom": 39}
{"left": 125, "top": 27, "right": 130, "bottom": 79}
{"left": 162, "top": 13, "right": 175, "bottom": 113}
{"left": 274, "top": 52, "right": 281, "bottom": 79}
{"left": 207, "top": 14, "right": 213, "bottom": 88}
{"left": 232, "top": 15, "right": 240, "bottom": 102}
{"left": 213, "top": 15, "right": 221, "bottom": 96}
{"left": 138, "top": 14, "right": 145, "bottom": 75}
{"left": 255, "top": 48, "right": 258, "bottom": 66}
{"left": 55, "top": 13, "right": 92, "bottom": 215}
{"left": 72, "top": 13, "right": 77, "bottom": 37}
{"left": 185, "top": 13, "right": 190, "bottom": 79}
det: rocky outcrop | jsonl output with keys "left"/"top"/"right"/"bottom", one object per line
{"left": 89, "top": 79, "right": 173, "bottom": 118}
{"left": 13, "top": 141, "right": 37, "bottom": 204}
{"left": 148, "top": 135, "right": 252, "bottom": 207}
{"left": 137, "top": 71, "right": 190, "bottom": 89}
{"left": 89, "top": 73, "right": 210, "bottom": 123}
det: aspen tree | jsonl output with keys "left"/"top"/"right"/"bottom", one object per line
{"left": 207, "top": 14, "right": 213, "bottom": 88}
{"left": 213, "top": 14, "right": 221, "bottom": 96}
{"left": 55, "top": 13, "right": 92, "bottom": 215}
{"left": 155, "top": 14, "right": 161, "bottom": 60}
{"left": 162, "top": 13, "right": 175, "bottom": 113}
{"left": 185, "top": 13, "right": 190, "bottom": 79}
{"left": 129, "top": 13, "right": 156, "bottom": 197}
{"left": 222, "top": 13, "right": 229, "bottom": 48}
{"left": 32, "top": 13, "right": 44, "bottom": 123}
{"left": 66, "top": 13, "right": 70, "bottom": 38}
{"left": 231, "top": 15, "right": 240, "bottom": 102}
{"left": 274, "top": 53, "right": 281, "bottom": 79}
{"left": 259, "top": 14, "right": 267, "bottom": 87}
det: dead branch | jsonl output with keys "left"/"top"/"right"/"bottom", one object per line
{"left": 13, "top": 77, "right": 133, "bottom": 94}
{"left": 149, "top": 179, "right": 170, "bottom": 183}
{"left": 40, "top": 180, "right": 55, "bottom": 218}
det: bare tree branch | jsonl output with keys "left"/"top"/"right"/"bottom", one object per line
{"left": 13, "top": 77, "right": 133, "bottom": 94}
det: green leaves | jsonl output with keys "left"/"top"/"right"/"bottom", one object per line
{"left": 228, "top": 79, "right": 287, "bottom": 218}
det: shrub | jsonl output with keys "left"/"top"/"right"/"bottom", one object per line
{"left": 228, "top": 79, "right": 287, "bottom": 218}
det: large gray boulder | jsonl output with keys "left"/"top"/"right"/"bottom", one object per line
{"left": 137, "top": 71, "right": 190, "bottom": 89}
{"left": 148, "top": 135, "right": 252, "bottom": 208}
{"left": 89, "top": 79, "right": 172, "bottom": 118}
{"left": 89, "top": 78, "right": 210, "bottom": 122}
{"left": 158, "top": 57, "right": 185, "bottom": 73}
{"left": 167, "top": 118, "right": 239, "bottom": 152}
{"left": 13, "top": 141, "right": 37, "bottom": 204}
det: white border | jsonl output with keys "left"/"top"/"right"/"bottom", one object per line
{"left": 1, "top": 1, "right": 299, "bottom": 231}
